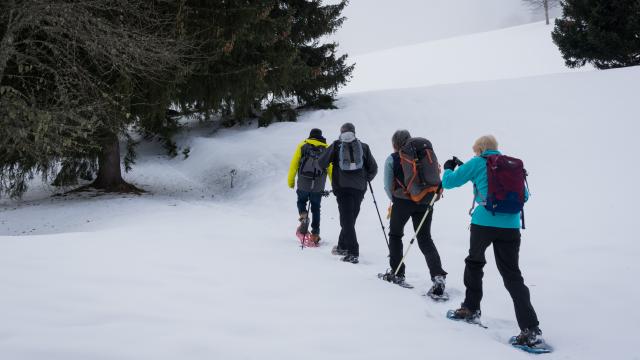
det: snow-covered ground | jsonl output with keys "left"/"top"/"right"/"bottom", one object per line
{"left": 345, "top": 21, "right": 587, "bottom": 93}
{"left": 330, "top": 0, "right": 560, "bottom": 55}
{"left": 2, "top": 20, "right": 639, "bottom": 360}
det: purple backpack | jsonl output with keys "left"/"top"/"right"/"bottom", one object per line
{"left": 481, "top": 154, "right": 528, "bottom": 228}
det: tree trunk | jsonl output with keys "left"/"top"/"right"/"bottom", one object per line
{"left": 91, "top": 133, "right": 141, "bottom": 193}
{"left": 544, "top": 0, "right": 550, "bottom": 25}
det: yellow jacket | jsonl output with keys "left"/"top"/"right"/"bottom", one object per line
{"left": 288, "top": 139, "right": 333, "bottom": 189}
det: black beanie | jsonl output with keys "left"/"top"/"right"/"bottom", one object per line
{"left": 309, "top": 128, "right": 323, "bottom": 139}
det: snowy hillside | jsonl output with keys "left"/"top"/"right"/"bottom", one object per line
{"left": 345, "top": 21, "right": 587, "bottom": 93}
{"left": 330, "top": 0, "right": 560, "bottom": 55}
{"left": 2, "top": 21, "right": 640, "bottom": 360}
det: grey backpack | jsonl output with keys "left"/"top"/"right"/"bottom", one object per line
{"left": 298, "top": 144, "right": 325, "bottom": 180}
{"left": 338, "top": 140, "right": 364, "bottom": 172}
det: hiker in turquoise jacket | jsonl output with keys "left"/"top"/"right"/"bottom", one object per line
{"left": 442, "top": 135, "right": 543, "bottom": 348}
{"left": 442, "top": 150, "right": 528, "bottom": 229}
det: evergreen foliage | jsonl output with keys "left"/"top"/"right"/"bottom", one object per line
{"left": 552, "top": 0, "right": 640, "bottom": 69}
{"left": 0, "top": 0, "right": 352, "bottom": 197}
{"left": 0, "top": 0, "right": 183, "bottom": 197}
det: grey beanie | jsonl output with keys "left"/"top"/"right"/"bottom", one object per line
{"left": 392, "top": 129, "right": 411, "bottom": 150}
{"left": 340, "top": 122, "right": 355, "bottom": 134}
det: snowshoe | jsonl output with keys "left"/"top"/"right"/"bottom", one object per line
{"left": 446, "top": 307, "right": 487, "bottom": 329}
{"left": 426, "top": 275, "right": 449, "bottom": 301}
{"left": 296, "top": 213, "right": 318, "bottom": 248}
{"left": 341, "top": 254, "right": 359, "bottom": 264}
{"left": 309, "top": 233, "right": 321, "bottom": 246}
{"left": 331, "top": 245, "right": 348, "bottom": 256}
{"left": 296, "top": 231, "right": 320, "bottom": 248}
{"left": 509, "top": 327, "right": 552, "bottom": 354}
{"left": 378, "top": 271, "right": 414, "bottom": 289}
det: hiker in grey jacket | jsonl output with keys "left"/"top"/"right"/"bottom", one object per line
{"left": 318, "top": 122, "right": 378, "bottom": 264}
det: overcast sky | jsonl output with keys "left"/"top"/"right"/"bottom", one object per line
{"left": 326, "top": 0, "right": 560, "bottom": 55}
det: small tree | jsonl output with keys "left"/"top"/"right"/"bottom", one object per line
{"left": 552, "top": 0, "right": 640, "bottom": 69}
{"left": 523, "top": 0, "right": 560, "bottom": 25}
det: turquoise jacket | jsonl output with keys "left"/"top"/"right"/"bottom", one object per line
{"left": 383, "top": 154, "right": 395, "bottom": 200}
{"left": 442, "top": 150, "right": 527, "bottom": 229}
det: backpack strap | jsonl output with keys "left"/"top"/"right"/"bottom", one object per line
{"left": 521, "top": 170, "right": 530, "bottom": 229}
{"left": 348, "top": 142, "right": 355, "bottom": 164}
{"left": 469, "top": 183, "right": 488, "bottom": 216}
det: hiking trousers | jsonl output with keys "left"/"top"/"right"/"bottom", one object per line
{"left": 463, "top": 224, "right": 540, "bottom": 330}
{"left": 335, "top": 188, "right": 365, "bottom": 256}
{"left": 296, "top": 190, "right": 322, "bottom": 235}
{"left": 388, "top": 197, "right": 447, "bottom": 279}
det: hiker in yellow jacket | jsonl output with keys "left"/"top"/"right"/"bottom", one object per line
{"left": 288, "top": 128, "right": 333, "bottom": 244}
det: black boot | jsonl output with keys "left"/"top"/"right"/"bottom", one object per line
{"left": 450, "top": 306, "right": 481, "bottom": 322}
{"left": 341, "top": 254, "right": 359, "bottom": 264}
{"left": 512, "top": 327, "right": 542, "bottom": 347}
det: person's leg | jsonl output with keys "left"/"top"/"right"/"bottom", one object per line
{"left": 349, "top": 190, "right": 365, "bottom": 257}
{"left": 309, "top": 192, "right": 322, "bottom": 235}
{"left": 388, "top": 199, "right": 412, "bottom": 277}
{"left": 493, "top": 229, "right": 540, "bottom": 330}
{"left": 335, "top": 191, "right": 348, "bottom": 251}
{"left": 339, "top": 191, "right": 358, "bottom": 256}
{"left": 413, "top": 207, "right": 447, "bottom": 280}
{"left": 462, "top": 224, "right": 493, "bottom": 311}
{"left": 296, "top": 190, "right": 309, "bottom": 216}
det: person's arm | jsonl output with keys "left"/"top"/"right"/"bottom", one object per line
{"left": 442, "top": 157, "right": 480, "bottom": 189}
{"left": 364, "top": 144, "right": 378, "bottom": 181}
{"left": 318, "top": 142, "right": 335, "bottom": 170}
{"left": 287, "top": 142, "right": 304, "bottom": 189}
{"left": 383, "top": 155, "right": 394, "bottom": 201}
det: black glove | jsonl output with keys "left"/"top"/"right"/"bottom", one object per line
{"left": 443, "top": 159, "right": 458, "bottom": 171}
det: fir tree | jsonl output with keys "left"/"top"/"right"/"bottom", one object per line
{"left": 0, "top": 0, "right": 184, "bottom": 197}
{"left": 552, "top": 0, "right": 640, "bottom": 69}
{"left": 1, "top": 0, "right": 353, "bottom": 197}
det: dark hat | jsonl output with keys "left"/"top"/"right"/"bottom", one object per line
{"left": 340, "top": 122, "right": 355, "bottom": 134}
{"left": 309, "top": 128, "right": 323, "bottom": 139}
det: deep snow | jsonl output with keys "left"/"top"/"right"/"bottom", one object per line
{"left": 2, "top": 23, "right": 640, "bottom": 360}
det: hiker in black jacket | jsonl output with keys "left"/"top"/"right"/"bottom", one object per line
{"left": 382, "top": 130, "right": 447, "bottom": 296}
{"left": 319, "top": 123, "right": 378, "bottom": 264}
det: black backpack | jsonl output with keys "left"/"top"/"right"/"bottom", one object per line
{"left": 298, "top": 144, "right": 325, "bottom": 180}
{"left": 396, "top": 137, "right": 441, "bottom": 202}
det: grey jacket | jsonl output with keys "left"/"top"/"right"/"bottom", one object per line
{"left": 319, "top": 140, "right": 378, "bottom": 192}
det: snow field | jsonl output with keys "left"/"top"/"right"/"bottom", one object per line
{"left": 345, "top": 21, "right": 588, "bottom": 94}
{"left": 2, "top": 66, "right": 639, "bottom": 359}
{"left": 2, "top": 15, "right": 640, "bottom": 359}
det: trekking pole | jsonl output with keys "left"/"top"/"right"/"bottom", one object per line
{"left": 368, "top": 181, "right": 390, "bottom": 250}
{"left": 393, "top": 184, "right": 443, "bottom": 276}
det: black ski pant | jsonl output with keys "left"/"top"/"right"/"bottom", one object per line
{"left": 296, "top": 190, "right": 322, "bottom": 234}
{"left": 335, "top": 188, "right": 365, "bottom": 256}
{"left": 463, "top": 224, "right": 540, "bottom": 330}
{"left": 388, "top": 198, "right": 447, "bottom": 279}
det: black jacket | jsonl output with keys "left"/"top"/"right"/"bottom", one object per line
{"left": 319, "top": 140, "right": 378, "bottom": 191}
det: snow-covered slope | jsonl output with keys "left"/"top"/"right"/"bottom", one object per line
{"left": 345, "top": 21, "right": 586, "bottom": 93}
{"left": 2, "top": 65, "right": 639, "bottom": 359}
{"left": 331, "top": 0, "right": 561, "bottom": 55}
